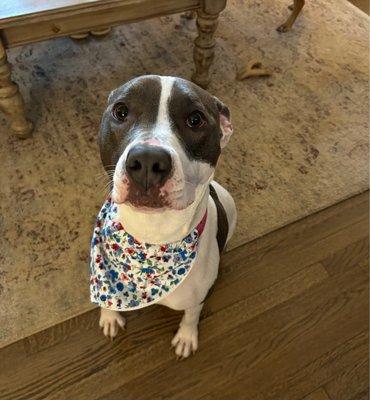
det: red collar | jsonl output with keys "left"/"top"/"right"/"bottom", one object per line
{"left": 195, "top": 210, "right": 207, "bottom": 237}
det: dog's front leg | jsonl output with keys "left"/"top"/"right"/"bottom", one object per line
{"left": 171, "top": 303, "right": 203, "bottom": 359}
{"left": 99, "top": 308, "right": 126, "bottom": 340}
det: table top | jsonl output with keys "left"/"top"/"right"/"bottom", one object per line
{"left": 0, "top": 0, "right": 115, "bottom": 23}
{"left": 0, "top": 0, "right": 199, "bottom": 46}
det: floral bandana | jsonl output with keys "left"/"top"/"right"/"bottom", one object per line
{"left": 90, "top": 198, "right": 207, "bottom": 311}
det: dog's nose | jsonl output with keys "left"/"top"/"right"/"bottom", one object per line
{"left": 126, "top": 145, "right": 172, "bottom": 191}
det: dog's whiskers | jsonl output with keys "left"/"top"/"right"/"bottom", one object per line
{"left": 95, "top": 177, "right": 113, "bottom": 184}
{"left": 102, "top": 164, "right": 118, "bottom": 168}
{"left": 95, "top": 177, "right": 113, "bottom": 193}
{"left": 94, "top": 172, "right": 114, "bottom": 181}
{"left": 95, "top": 171, "right": 115, "bottom": 178}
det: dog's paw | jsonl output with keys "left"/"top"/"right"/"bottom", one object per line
{"left": 171, "top": 324, "right": 198, "bottom": 359}
{"left": 99, "top": 309, "right": 126, "bottom": 340}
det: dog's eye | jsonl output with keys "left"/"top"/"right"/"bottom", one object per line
{"left": 112, "top": 102, "right": 128, "bottom": 122}
{"left": 186, "top": 111, "right": 206, "bottom": 129}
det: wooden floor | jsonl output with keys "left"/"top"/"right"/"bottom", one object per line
{"left": 0, "top": 191, "right": 368, "bottom": 400}
{"left": 348, "top": 0, "right": 369, "bottom": 14}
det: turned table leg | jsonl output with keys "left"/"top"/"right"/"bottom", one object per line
{"left": 192, "top": 0, "right": 226, "bottom": 88}
{"left": 0, "top": 39, "right": 33, "bottom": 138}
{"left": 276, "top": 0, "right": 305, "bottom": 32}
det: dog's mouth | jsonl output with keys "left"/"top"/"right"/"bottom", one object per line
{"left": 111, "top": 173, "right": 196, "bottom": 211}
{"left": 125, "top": 183, "right": 170, "bottom": 209}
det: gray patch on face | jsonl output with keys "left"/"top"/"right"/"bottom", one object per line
{"left": 99, "top": 75, "right": 162, "bottom": 172}
{"left": 168, "top": 79, "right": 224, "bottom": 166}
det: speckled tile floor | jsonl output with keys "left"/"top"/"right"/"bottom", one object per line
{"left": 0, "top": 0, "right": 368, "bottom": 348}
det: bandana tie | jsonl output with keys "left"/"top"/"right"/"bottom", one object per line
{"left": 90, "top": 198, "right": 207, "bottom": 310}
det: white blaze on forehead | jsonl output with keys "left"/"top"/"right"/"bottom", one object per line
{"left": 153, "top": 76, "right": 175, "bottom": 139}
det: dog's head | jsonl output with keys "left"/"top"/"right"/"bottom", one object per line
{"left": 99, "top": 75, "right": 233, "bottom": 210}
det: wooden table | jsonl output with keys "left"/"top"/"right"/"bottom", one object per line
{"left": 0, "top": 0, "right": 226, "bottom": 137}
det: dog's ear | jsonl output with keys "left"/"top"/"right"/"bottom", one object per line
{"left": 214, "top": 97, "right": 233, "bottom": 149}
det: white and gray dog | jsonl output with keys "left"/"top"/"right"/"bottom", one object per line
{"left": 92, "top": 75, "right": 236, "bottom": 359}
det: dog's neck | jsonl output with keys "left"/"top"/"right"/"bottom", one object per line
{"left": 116, "top": 185, "right": 209, "bottom": 244}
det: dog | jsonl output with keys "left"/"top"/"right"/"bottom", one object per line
{"left": 90, "top": 75, "right": 236, "bottom": 359}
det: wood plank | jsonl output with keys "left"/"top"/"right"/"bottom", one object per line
{"left": 22, "top": 308, "right": 100, "bottom": 355}
{"left": 302, "top": 388, "right": 331, "bottom": 400}
{"left": 324, "top": 357, "right": 369, "bottom": 400}
{"left": 202, "top": 192, "right": 367, "bottom": 320}
{"left": 203, "top": 261, "right": 328, "bottom": 321}
{"left": 349, "top": 0, "right": 370, "bottom": 14}
{"left": 0, "top": 302, "right": 182, "bottom": 400}
{"left": 199, "top": 331, "right": 369, "bottom": 400}
{"left": 210, "top": 192, "right": 368, "bottom": 310}
{"left": 98, "top": 265, "right": 368, "bottom": 400}
{"left": 322, "top": 236, "right": 369, "bottom": 276}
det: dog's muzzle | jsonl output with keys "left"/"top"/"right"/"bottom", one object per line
{"left": 125, "top": 144, "right": 172, "bottom": 191}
